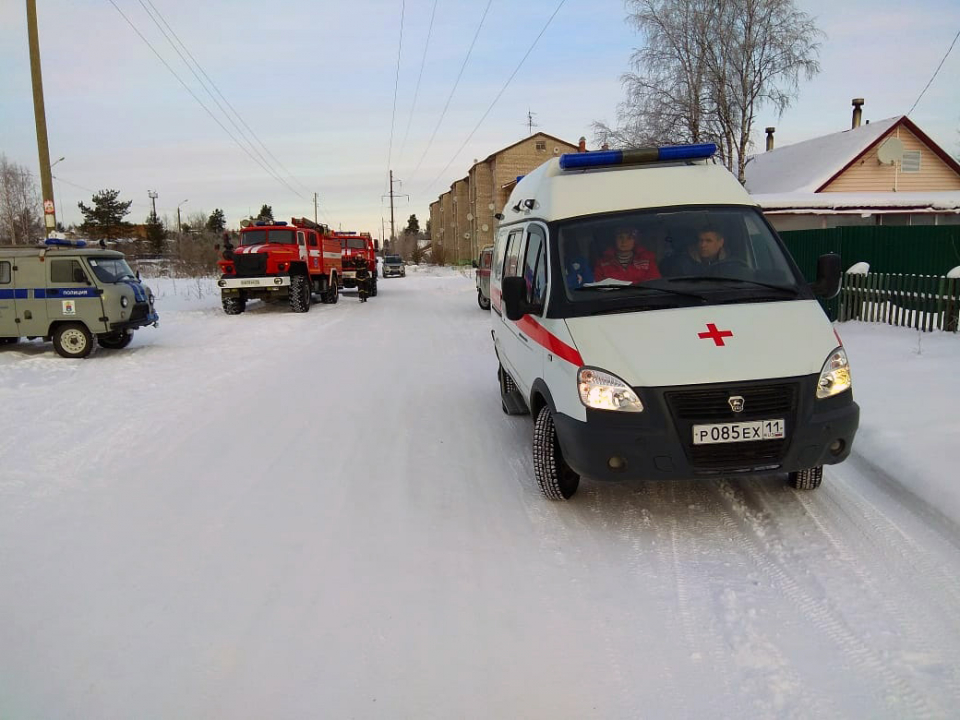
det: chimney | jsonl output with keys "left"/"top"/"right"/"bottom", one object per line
{"left": 765, "top": 127, "right": 775, "bottom": 151}
{"left": 578, "top": 136, "right": 587, "bottom": 153}
{"left": 852, "top": 98, "right": 864, "bottom": 129}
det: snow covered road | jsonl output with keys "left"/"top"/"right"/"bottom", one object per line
{"left": 2, "top": 269, "right": 959, "bottom": 718}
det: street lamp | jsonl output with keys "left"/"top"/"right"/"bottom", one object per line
{"left": 177, "top": 199, "right": 189, "bottom": 233}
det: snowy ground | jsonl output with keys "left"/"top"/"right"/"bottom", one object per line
{"left": 1, "top": 268, "right": 959, "bottom": 719}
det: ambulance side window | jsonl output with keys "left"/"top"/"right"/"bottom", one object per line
{"left": 0, "top": 262, "right": 10, "bottom": 284}
{"left": 522, "top": 225, "right": 547, "bottom": 306}
{"left": 503, "top": 229, "right": 523, "bottom": 279}
{"left": 51, "top": 259, "right": 88, "bottom": 284}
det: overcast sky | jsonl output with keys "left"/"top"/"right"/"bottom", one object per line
{"left": 2, "top": 0, "right": 958, "bottom": 238}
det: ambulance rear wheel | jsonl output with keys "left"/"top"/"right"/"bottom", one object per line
{"left": 533, "top": 406, "right": 580, "bottom": 500}
{"left": 98, "top": 330, "right": 134, "bottom": 349}
{"left": 788, "top": 465, "right": 823, "bottom": 490}
{"left": 53, "top": 323, "right": 94, "bottom": 359}
{"left": 478, "top": 290, "right": 491, "bottom": 310}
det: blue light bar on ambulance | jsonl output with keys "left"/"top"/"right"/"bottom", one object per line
{"left": 559, "top": 143, "right": 717, "bottom": 171}
{"left": 45, "top": 238, "right": 87, "bottom": 247}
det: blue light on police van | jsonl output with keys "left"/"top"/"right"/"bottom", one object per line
{"left": 559, "top": 143, "right": 717, "bottom": 171}
{"left": 45, "top": 238, "right": 87, "bottom": 248}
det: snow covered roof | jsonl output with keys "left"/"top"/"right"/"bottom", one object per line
{"left": 743, "top": 117, "right": 901, "bottom": 194}
{"left": 752, "top": 190, "right": 960, "bottom": 214}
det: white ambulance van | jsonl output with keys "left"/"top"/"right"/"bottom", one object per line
{"left": 491, "top": 144, "right": 859, "bottom": 500}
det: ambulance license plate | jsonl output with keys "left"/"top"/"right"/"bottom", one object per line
{"left": 692, "top": 419, "right": 785, "bottom": 445}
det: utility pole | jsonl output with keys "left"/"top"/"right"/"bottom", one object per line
{"left": 177, "top": 199, "right": 188, "bottom": 233}
{"left": 148, "top": 190, "right": 158, "bottom": 217}
{"left": 26, "top": 0, "right": 56, "bottom": 233}
{"left": 313, "top": 192, "right": 318, "bottom": 224}
{"left": 381, "top": 171, "right": 408, "bottom": 254}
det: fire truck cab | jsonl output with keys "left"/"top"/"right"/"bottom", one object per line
{"left": 333, "top": 231, "right": 378, "bottom": 297}
{"left": 217, "top": 218, "right": 342, "bottom": 314}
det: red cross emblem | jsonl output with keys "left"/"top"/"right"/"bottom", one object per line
{"left": 698, "top": 323, "right": 734, "bottom": 346}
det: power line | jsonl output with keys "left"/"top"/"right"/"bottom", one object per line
{"left": 420, "top": 0, "right": 568, "bottom": 197}
{"left": 104, "top": 0, "right": 305, "bottom": 201}
{"left": 407, "top": 0, "right": 493, "bottom": 182}
{"left": 396, "top": 0, "right": 439, "bottom": 166}
{"left": 387, "top": 0, "right": 407, "bottom": 181}
{"left": 141, "top": 0, "right": 313, "bottom": 198}
{"left": 908, "top": 28, "right": 960, "bottom": 116}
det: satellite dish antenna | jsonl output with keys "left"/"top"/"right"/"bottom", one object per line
{"left": 877, "top": 137, "right": 904, "bottom": 166}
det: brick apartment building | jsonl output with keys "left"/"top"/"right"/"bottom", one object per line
{"left": 430, "top": 132, "right": 581, "bottom": 263}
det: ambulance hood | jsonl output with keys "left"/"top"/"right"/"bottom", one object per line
{"left": 564, "top": 300, "right": 839, "bottom": 387}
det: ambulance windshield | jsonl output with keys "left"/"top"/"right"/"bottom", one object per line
{"left": 557, "top": 207, "right": 802, "bottom": 308}
{"left": 88, "top": 257, "right": 137, "bottom": 284}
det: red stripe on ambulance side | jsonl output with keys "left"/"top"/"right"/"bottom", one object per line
{"left": 516, "top": 316, "right": 583, "bottom": 367}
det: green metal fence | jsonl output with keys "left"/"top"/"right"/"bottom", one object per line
{"left": 779, "top": 226, "right": 960, "bottom": 327}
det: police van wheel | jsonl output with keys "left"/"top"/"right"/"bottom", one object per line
{"left": 533, "top": 406, "right": 580, "bottom": 500}
{"left": 788, "top": 465, "right": 824, "bottom": 490}
{"left": 289, "top": 274, "right": 310, "bottom": 313}
{"left": 53, "top": 323, "right": 94, "bottom": 359}
{"left": 98, "top": 330, "right": 134, "bottom": 349}
{"left": 477, "top": 290, "right": 491, "bottom": 310}
{"left": 222, "top": 296, "right": 246, "bottom": 314}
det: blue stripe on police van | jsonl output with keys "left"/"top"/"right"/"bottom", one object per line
{"left": 0, "top": 289, "right": 29, "bottom": 300}
{"left": 120, "top": 280, "right": 147, "bottom": 303}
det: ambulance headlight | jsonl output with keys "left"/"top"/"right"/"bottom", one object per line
{"left": 578, "top": 368, "right": 643, "bottom": 412}
{"left": 120, "top": 296, "right": 129, "bottom": 308}
{"left": 817, "top": 347, "right": 852, "bottom": 399}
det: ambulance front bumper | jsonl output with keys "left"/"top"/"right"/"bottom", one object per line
{"left": 551, "top": 375, "right": 860, "bottom": 482}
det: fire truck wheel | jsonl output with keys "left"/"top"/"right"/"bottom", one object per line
{"left": 322, "top": 277, "right": 339, "bottom": 304}
{"left": 289, "top": 274, "right": 311, "bottom": 313}
{"left": 533, "top": 405, "right": 580, "bottom": 500}
{"left": 98, "top": 330, "right": 134, "bottom": 349}
{"left": 222, "top": 296, "right": 246, "bottom": 315}
{"left": 52, "top": 323, "right": 94, "bottom": 359}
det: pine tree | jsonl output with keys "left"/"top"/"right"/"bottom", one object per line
{"left": 404, "top": 214, "right": 420, "bottom": 235}
{"left": 77, "top": 189, "right": 133, "bottom": 240}
{"left": 206, "top": 208, "right": 226, "bottom": 233}
{"left": 257, "top": 204, "right": 274, "bottom": 222}
{"left": 144, "top": 211, "right": 167, "bottom": 255}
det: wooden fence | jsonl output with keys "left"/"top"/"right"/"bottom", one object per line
{"left": 837, "top": 272, "right": 960, "bottom": 332}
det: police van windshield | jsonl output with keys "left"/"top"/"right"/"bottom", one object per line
{"left": 88, "top": 257, "right": 137, "bottom": 284}
{"left": 556, "top": 207, "right": 804, "bottom": 309}
{"left": 240, "top": 230, "right": 296, "bottom": 246}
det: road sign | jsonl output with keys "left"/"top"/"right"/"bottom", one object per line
{"left": 43, "top": 199, "right": 55, "bottom": 214}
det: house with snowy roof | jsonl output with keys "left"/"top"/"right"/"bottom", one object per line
{"left": 745, "top": 99, "right": 960, "bottom": 232}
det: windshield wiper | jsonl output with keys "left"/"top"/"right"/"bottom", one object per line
{"left": 664, "top": 275, "right": 799, "bottom": 295}
{"left": 575, "top": 284, "right": 707, "bottom": 302}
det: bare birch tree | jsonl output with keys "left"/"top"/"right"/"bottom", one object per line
{"left": 594, "top": 0, "right": 823, "bottom": 183}
{"left": 0, "top": 155, "right": 44, "bottom": 244}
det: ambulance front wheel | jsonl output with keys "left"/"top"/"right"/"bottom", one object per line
{"left": 533, "top": 405, "right": 580, "bottom": 500}
{"left": 52, "top": 323, "right": 94, "bottom": 359}
{"left": 788, "top": 465, "right": 823, "bottom": 490}
{"left": 98, "top": 329, "right": 134, "bottom": 349}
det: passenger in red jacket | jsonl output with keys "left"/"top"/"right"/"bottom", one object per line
{"left": 593, "top": 226, "right": 661, "bottom": 283}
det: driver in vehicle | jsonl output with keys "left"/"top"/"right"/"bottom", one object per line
{"left": 661, "top": 227, "right": 731, "bottom": 276}
{"left": 592, "top": 225, "right": 660, "bottom": 283}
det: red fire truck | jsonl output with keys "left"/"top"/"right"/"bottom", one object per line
{"left": 332, "top": 231, "right": 378, "bottom": 297}
{"left": 217, "top": 217, "right": 342, "bottom": 314}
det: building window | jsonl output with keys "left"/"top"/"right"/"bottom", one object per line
{"left": 901, "top": 151, "right": 921, "bottom": 173}
{"left": 535, "top": 141, "right": 546, "bottom": 151}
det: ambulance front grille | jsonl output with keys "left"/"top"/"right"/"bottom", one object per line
{"left": 234, "top": 253, "right": 268, "bottom": 277}
{"left": 665, "top": 383, "right": 797, "bottom": 421}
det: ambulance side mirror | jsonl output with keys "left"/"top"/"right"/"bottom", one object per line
{"left": 811, "top": 253, "right": 841, "bottom": 299}
{"left": 502, "top": 276, "right": 542, "bottom": 321}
